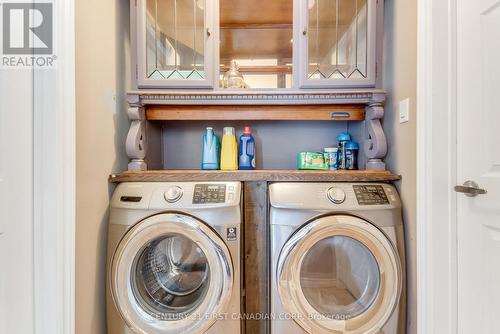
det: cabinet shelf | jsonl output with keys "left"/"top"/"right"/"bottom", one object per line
{"left": 219, "top": 65, "right": 292, "bottom": 75}
{"left": 145, "top": 104, "right": 365, "bottom": 121}
{"left": 109, "top": 170, "right": 401, "bottom": 183}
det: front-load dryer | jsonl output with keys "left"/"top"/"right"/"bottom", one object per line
{"left": 106, "top": 182, "right": 242, "bottom": 334}
{"left": 270, "top": 183, "right": 406, "bottom": 334}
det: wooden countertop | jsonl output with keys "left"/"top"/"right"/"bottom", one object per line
{"left": 109, "top": 170, "right": 401, "bottom": 183}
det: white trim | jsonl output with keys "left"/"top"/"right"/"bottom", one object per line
{"left": 416, "top": 0, "right": 457, "bottom": 333}
{"left": 33, "top": 0, "right": 75, "bottom": 333}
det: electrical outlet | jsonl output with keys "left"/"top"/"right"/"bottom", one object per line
{"left": 399, "top": 98, "right": 410, "bottom": 123}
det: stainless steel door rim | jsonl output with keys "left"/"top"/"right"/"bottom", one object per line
{"left": 111, "top": 213, "right": 233, "bottom": 334}
{"left": 277, "top": 215, "right": 402, "bottom": 334}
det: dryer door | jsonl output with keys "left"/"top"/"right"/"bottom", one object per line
{"left": 277, "top": 215, "right": 401, "bottom": 334}
{"left": 111, "top": 213, "right": 233, "bottom": 334}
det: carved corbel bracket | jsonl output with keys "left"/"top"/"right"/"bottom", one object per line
{"left": 126, "top": 94, "right": 147, "bottom": 170}
{"left": 364, "top": 103, "right": 387, "bottom": 171}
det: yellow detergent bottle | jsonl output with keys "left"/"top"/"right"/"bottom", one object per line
{"left": 220, "top": 127, "right": 238, "bottom": 170}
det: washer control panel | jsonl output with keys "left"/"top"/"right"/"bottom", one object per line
{"left": 193, "top": 184, "right": 227, "bottom": 204}
{"left": 353, "top": 185, "right": 390, "bottom": 205}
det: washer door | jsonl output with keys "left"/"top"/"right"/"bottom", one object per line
{"left": 111, "top": 213, "right": 233, "bottom": 334}
{"left": 277, "top": 215, "right": 401, "bottom": 334}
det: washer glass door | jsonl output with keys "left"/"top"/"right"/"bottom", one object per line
{"left": 132, "top": 233, "right": 210, "bottom": 320}
{"left": 111, "top": 213, "right": 233, "bottom": 334}
{"left": 277, "top": 215, "right": 401, "bottom": 334}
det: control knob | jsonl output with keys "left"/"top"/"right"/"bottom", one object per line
{"left": 164, "top": 186, "right": 183, "bottom": 203}
{"left": 327, "top": 187, "right": 346, "bottom": 204}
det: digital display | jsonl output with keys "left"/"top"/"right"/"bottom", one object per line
{"left": 193, "top": 184, "right": 226, "bottom": 204}
{"left": 353, "top": 185, "right": 390, "bottom": 205}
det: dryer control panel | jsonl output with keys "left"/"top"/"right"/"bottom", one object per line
{"left": 353, "top": 185, "right": 390, "bottom": 205}
{"left": 193, "top": 184, "right": 227, "bottom": 204}
{"left": 269, "top": 183, "right": 400, "bottom": 213}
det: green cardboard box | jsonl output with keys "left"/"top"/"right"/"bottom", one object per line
{"left": 297, "top": 152, "right": 329, "bottom": 170}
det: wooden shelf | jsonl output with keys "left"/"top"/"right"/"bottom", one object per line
{"left": 146, "top": 104, "right": 365, "bottom": 121}
{"left": 220, "top": 0, "right": 293, "bottom": 26}
{"left": 109, "top": 170, "right": 401, "bottom": 183}
{"left": 220, "top": 23, "right": 293, "bottom": 30}
{"left": 219, "top": 65, "right": 292, "bottom": 74}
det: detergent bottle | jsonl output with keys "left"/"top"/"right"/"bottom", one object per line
{"left": 201, "top": 127, "right": 220, "bottom": 170}
{"left": 238, "top": 126, "right": 255, "bottom": 170}
{"left": 220, "top": 127, "right": 238, "bottom": 170}
{"left": 336, "top": 132, "right": 351, "bottom": 170}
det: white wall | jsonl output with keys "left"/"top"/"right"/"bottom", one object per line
{"left": 75, "top": 0, "right": 131, "bottom": 333}
{"left": 382, "top": 1, "right": 418, "bottom": 334}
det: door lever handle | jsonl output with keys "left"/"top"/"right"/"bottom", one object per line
{"left": 454, "top": 181, "right": 487, "bottom": 197}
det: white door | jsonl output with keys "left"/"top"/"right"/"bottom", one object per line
{"left": 456, "top": 0, "right": 500, "bottom": 332}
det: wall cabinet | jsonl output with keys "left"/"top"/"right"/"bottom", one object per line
{"left": 126, "top": 0, "right": 389, "bottom": 177}
{"left": 295, "top": 0, "right": 378, "bottom": 88}
{"left": 132, "top": 0, "right": 381, "bottom": 90}
{"left": 135, "top": 0, "right": 216, "bottom": 88}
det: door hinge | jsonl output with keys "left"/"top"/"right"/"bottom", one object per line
{"left": 135, "top": 64, "right": 138, "bottom": 80}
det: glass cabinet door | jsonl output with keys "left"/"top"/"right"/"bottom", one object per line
{"left": 295, "top": 0, "right": 377, "bottom": 88}
{"left": 136, "top": 0, "right": 215, "bottom": 88}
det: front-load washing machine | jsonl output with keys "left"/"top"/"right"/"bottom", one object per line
{"left": 270, "top": 183, "right": 406, "bottom": 334}
{"left": 107, "top": 182, "right": 242, "bottom": 334}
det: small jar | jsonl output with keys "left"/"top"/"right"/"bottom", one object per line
{"left": 323, "top": 147, "right": 339, "bottom": 170}
{"left": 345, "top": 141, "right": 359, "bottom": 170}
{"left": 223, "top": 60, "right": 247, "bottom": 88}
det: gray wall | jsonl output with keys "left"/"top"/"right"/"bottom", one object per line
{"left": 75, "top": 0, "right": 131, "bottom": 333}
{"left": 160, "top": 121, "right": 367, "bottom": 170}
{"left": 382, "top": 1, "right": 418, "bottom": 334}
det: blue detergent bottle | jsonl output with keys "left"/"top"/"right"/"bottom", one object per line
{"left": 201, "top": 127, "right": 220, "bottom": 170}
{"left": 238, "top": 126, "right": 255, "bottom": 170}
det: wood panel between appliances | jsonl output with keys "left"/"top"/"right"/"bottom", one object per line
{"left": 243, "top": 182, "right": 270, "bottom": 334}
{"left": 146, "top": 104, "right": 365, "bottom": 121}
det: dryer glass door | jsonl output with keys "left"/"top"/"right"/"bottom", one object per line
{"left": 300, "top": 235, "right": 380, "bottom": 319}
{"left": 111, "top": 213, "right": 233, "bottom": 334}
{"left": 277, "top": 215, "right": 401, "bottom": 334}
